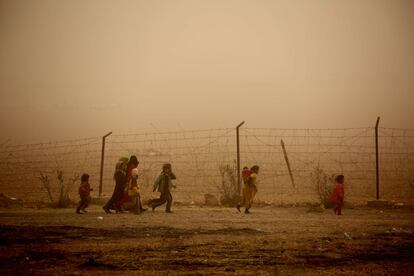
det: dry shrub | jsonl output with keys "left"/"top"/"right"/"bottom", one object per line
{"left": 311, "top": 166, "right": 335, "bottom": 208}
{"left": 39, "top": 172, "right": 53, "bottom": 203}
{"left": 39, "top": 170, "right": 79, "bottom": 208}
{"left": 217, "top": 162, "right": 240, "bottom": 206}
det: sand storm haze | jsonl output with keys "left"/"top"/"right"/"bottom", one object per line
{"left": 0, "top": 0, "right": 413, "bottom": 143}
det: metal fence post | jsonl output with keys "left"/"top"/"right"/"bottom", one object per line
{"left": 281, "top": 139, "right": 295, "bottom": 188}
{"left": 99, "top": 131, "right": 112, "bottom": 197}
{"left": 236, "top": 121, "right": 245, "bottom": 194}
{"left": 375, "top": 117, "right": 380, "bottom": 200}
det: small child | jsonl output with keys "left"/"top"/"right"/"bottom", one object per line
{"left": 237, "top": 165, "right": 259, "bottom": 214}
{"left": 330, "top": 175, "right": 345, "bottom": 215}
{"left": 122, "top": 168, "right": 146, "bottom": 214}
{"left": 241, "top": 166, "right": 251, "bottom": 184}
{"left": 151, "top": 163, "right": 176, "bottom": 213}
{"left": 76, "top": 174, "right": 93, "bottom": 214}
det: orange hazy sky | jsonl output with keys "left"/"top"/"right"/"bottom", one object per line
{"left": 1, "top": 0, "right": 413, "bottom": 143}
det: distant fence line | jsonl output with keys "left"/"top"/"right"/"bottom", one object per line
{"left": 0, "top": 127, "right": 413, "bottom": 205}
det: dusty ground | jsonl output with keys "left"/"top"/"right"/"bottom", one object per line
{"left": 0, "top": 205, "right": 413, "bottom": 275}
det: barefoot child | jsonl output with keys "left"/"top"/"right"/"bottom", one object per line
{"left": 151, "top": 163, "right": 176, "bottom": 213}
{"left": 330, "top": 175, "right": 345, "bottom": 215}
{"left": 76, "top": 174, "right": 93, "bottom": 214}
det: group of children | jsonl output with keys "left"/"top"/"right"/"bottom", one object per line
{"left": 76, "top": 155, "right": 177, "bottom": 214}
{"left": 76, "top": 157, "right": 346, "bottom": 216}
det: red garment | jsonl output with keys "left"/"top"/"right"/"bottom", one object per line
{"left": 78, "top": 182, "right": 91, "bottom": 198}
{"left": 242, "top": 168, "right": 251, "bottom": 184}
{"left": 117, "top": 193, "right": 132, "bottom": 208}
{"left": 330, "top": 182, "right": 344, "bottom": 215}
{"left": 126, "top": 164, "right": 137, "bottom": 182}
{"left": 330, "top": 182, "right": 344, "bottom": 202}
{"left": 117, "top": 164, "right": 137, "bottom": 209}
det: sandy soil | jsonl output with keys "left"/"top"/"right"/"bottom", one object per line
{"left": 1, "top": 205, "right": 413, "bottom": 275}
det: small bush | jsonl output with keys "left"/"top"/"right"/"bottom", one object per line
{"left": 39, "top": 170, "right": 79, "bottom": 208}
{"left": 39, "top": 172, "right": 53, "bottom": 203}
{"left": 310, "top": 166, "right": 335, "bottom": 208}
{"left": 217, "top": 162, "right": 240, "bottom": 206}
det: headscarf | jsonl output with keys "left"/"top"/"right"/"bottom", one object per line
{"left": 119, "top": 157, "right": 129, "bottom": 164}
{"left": 128, "top": 155, "right": 139, "bottom": 167}
{"left": 114, "top": 157, "right": 128, "bottom": 179}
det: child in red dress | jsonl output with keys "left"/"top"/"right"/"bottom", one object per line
{"left": 330, "top": 175, "right": 345, "bottom": 215}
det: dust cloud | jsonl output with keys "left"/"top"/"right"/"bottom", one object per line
{"left": 1, "top": 0, "right": 413, "bottom": 143}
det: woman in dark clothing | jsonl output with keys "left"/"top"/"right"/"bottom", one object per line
{"left": 102, "top": 158, "right": 128, "bottom": 214}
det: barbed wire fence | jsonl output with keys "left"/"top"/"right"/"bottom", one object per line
{"left": 0, "top": 126, "right": 413, "bottom": 206}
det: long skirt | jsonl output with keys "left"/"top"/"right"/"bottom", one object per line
{"left": 241, "top": 184, "right": 257, "bottom": 209}
{"left": 122, "top": 195, "right": 143, "bottom": 214}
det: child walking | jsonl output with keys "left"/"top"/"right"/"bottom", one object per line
{"left": 150, "top": 163, "right": 176, "bottom": 213}
{"left": 121, "top": 168, "right": 146, "bottom": 214}
{"left": 330, "top": 175, "right": 345, "bottom": 215}
{"left": 237, "top": 165, "right": 259, "bottom": 214}
{"left": 76, "top": 174, "right": 93, "bottom": 214}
